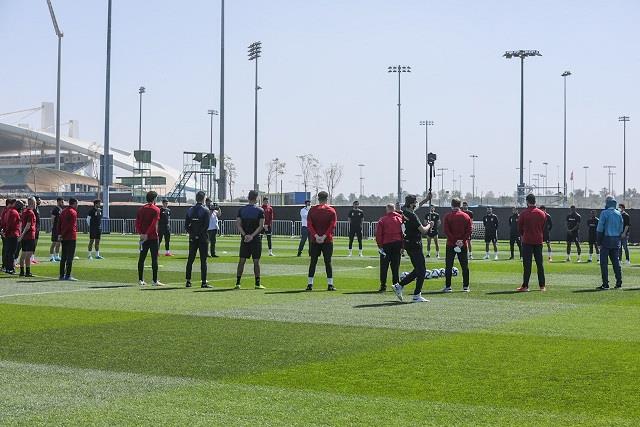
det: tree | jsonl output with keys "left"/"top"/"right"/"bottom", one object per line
{"left": 265, "top": 158, "right": 286, "bottom": 196}
{"left": 323, "top": 163, "right": 344, "bottom": 203}
{"left": 311, "top": 163, "right": 323, "bottom": 203}
{"left": 296, "top": 154, "right": 319, "bottom": 195}
{"left": 224, "top": 155, "right": 237, "bottom": 201}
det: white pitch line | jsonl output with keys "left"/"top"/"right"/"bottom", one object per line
{"left": 0, "top": 287, "right": 120, "bottom": 299}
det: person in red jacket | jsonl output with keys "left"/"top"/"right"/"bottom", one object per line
{"left": 136, "top": 191, "right": 163, "bottom": 286}
{"left": 57, "top": 198, "right": 78, "bottom": 280}
{"left": 261, "top": 197, "right": 275, "bottom": 256}
{"left": 306, "top": 191, "right": 337, "bottom": 291}
{"left": 516, "top": 193, "right": 547, "bottom": 292}
{"left": 443, "top": 198, "right": 472, "bottom": 292}
{"left": 18, "top": 197, "right": 37, "bottom": 277}
{"left": 375, "top": 203, "right": 404, "bottom": 292}
{"left": 2, "top": 199, "right": 20, "bottom": 274}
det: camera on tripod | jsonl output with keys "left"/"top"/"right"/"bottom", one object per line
{"left": 427, "top": 152, "right": 437, "bottom": 166}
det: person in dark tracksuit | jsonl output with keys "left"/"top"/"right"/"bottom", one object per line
{"left": 619, "top": 203, "right": 631, "bottom": 264}
{"left": 185, "top": 191, "right": 211, "bottom": 288}
{"left": 587, "top": 210, "right": 600, "bottom": 263}
{"left": 347, "top": 200, "right": 365, "bottom": 257}
{"left": 596, "top": 196, "right": 624, "bottom": 290}
{"left": 392, "top": 194, "right": 432, "bottom": 303}
{"left": 508, "top": 207, "right": 522, "bottom": 260}
{"left": 566, "top": 205, "right": 582, "bottom": 262}
{"left": 540, "top": 205, "right": 553, "bottom": 261}
{"left": 375, "top": 203, "right": 403, "bottom": 292}
{"left": 158, "top": 199, "right": 173, "bottom": 256}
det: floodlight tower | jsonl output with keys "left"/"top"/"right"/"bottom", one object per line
{"left": 208, "top": 109, "right": 219, "bottom": 196}
{"left": 46, "top": 0, "right": 63, "bottom": 171}
{"left": 469, "top": 154, "right": 478, "bottom": 200}
{"left": 603, "top": 165, "right": 616, "bottom": 195}
{"left": 561, "top": 71, "right": 572, "bottom": 206}
{"left": 248, "top": 41, "right": 262, "bottom": 191}
{"left": 419, "top": 120, "right": 434, "bottom": 192}
{"left": 619, "top": 116, "right": 630, "bottom": 200}
{"left": 503, "top": 50, "right": 542, "bottom": 205}
{"left": 388, "top": 65, "right": 411, "bottom": 204}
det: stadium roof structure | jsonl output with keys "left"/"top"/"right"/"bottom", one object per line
{"left": 0, "top": 122, "right": 179, "bottom": 190}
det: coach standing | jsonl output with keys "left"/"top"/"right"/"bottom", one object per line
{"left": 347, "top": 200, "right": 364, "bottom": 257}
{"left": 297, "top": 200, "right": 311, "bottom": 257}
{"left": 158, "top": 199, "right": 173, "bottom": 257}
{"left": 508, "top": 208, "right": 521, "bottom": 260}
{"left": 261, "top": 197, "right": 275, "bottom": 256}
{"left": 375, "top": 203, "right": 403, "bottom": 292}
{"left": 392, "top": 194, "right": 432, "bottom": 303}
{"left": 618, "top": 203, "right": 631, "bottom": 265}
{"left": 482, "top": 207, "right": 499, "bottom": 260}
{"left": 596, "top": 196, "right": 623, "bottom": 290}
{"left": 443, "top": 198, "right": 472, "bottom": 292}
{"left": 136, "top": 191, "right": 163, "bottom": 286}
{"left": 516, "top": 194, "right": 546, "bottom": 292}
{"left": 185, "top": 191, "right": 211, "bottom": 288}
{"left": 87, "top": 199, "right": 104, "bottom": 260}
{"left": 58, "top": 198, "right": 78, "bottom": 281}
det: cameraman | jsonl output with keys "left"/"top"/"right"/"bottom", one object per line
{"left": 185, "top": 191, "right": 211, "bottom": 288}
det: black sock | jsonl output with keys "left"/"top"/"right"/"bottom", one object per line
{"left": 236, "top": 276, "right": 241, "bottom": 285}
{"left": 255, "top": 277, "right": 260, "bottom": 286}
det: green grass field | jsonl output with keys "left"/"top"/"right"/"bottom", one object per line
{"left": 1, "top": 234, "right": 639, "bottom": 426}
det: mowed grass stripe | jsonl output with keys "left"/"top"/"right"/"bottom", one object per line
{"left": 4, "top": 361, "right": 635, "bottom": 426}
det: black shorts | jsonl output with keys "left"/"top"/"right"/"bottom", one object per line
{"left": 427, "top": 230, "right": 438, "bottom": 238}
{"left": 484, "top": 231, "right": 497, "bottom": 243}
{"left": 90, "top": 229, "right": 102, "bottom": 240}
{"left": 239, "top": 236, "right": 262, "bottom": 259}
{"left": 566, "top": 233, "right": 580, "bottom": 243}
{"left": 309, "top": 241, "right": 334, "bottom": 259}
{"left": 21, "top": 239, "right": 36, "bottom": 252}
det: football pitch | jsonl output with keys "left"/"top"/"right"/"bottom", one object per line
{"left": 1, "top": 234, "right": 639, "bottom": 426}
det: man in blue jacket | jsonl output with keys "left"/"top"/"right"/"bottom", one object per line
{"left": 596, "top": 196, "right": 624, "bottom": 290}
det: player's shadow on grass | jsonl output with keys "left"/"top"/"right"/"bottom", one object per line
{"left": 89, "top": 285, "right": 132, "bottom": 289}
{"left": 354, "top": 301, "right": 406, "bottom": 308}
{"left": 624, "top": 287, "right": 640, "bottom": 291}
{"left": 140, "top": 287, "right": 181, "bottom": 291}
{"left": 342, "top": 291, "right": 383, "bottom": 295}
{"left": 265, "top": 290, "right": 309, "bottom": 294}
{"left": 573, "top": 288, "right": 604, "bottom": 293}
{"left": 193, "top": 288, "right": 236, "bottom": 293}
{"left": 485, "top": 290, "right": 527, "bottom": 295}
{"left": 16, "top": 279, "right": 60, "bottom": 283}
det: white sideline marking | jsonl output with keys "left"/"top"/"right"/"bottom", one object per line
{"left": 0, "top": 287, "right": 117, "bottom": 299}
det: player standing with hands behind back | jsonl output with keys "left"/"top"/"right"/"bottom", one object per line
{"left": 443, "top": 198, "right": 472, "bottom": 292}
{"left": 236, "top": 190, "right": 265, "bottom": 290}
{"left": 306, "top": 191, "right": 337, "bottom": 291}
{"left": 136, "top": 191, "right": 163, "bottom": 286}
{"left": 482, "top": 207, "right": 499, "bottom": 260}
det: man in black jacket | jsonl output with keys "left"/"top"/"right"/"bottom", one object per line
{"left": 508, "top": 207, "right": 521, "bottom": 260}
{"left": 540, "top": 205, "right": 553, "bottom": 261}
{"left": 184, "top": 191, "right": 211, "bottom": 288}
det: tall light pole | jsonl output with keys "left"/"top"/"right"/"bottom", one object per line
{"left": 504, "top": 50, "right": 542, "bottom": 205}
{"left": 583, "top": 165, "right": 589, "bottom": 196}
{"left": 419, "top": 120, "right": 434, "bottom": 192}
{"left": 562, "top": 71, "right": 572, "bottom": 206}
{"left": 207, "top": 109, "right": 219, "bottom": 198}
{"left": 603, "top": 165, "right": 616, "bottom": 195}
{"left": 469, "top": 154, "right": 478, "bottom": 201}
{"left": 102, "top": 0, "right": 112, "bottom": 218}
{"left": 542, "top": 161, "right": 549, "bottom": 193}
{"left": 357, "top": 163, "right": 365, "bottom": 198}
{"left": 46, "top": 0, "right": 63, "bottom": 171}
{"left": 619, "top": 116, "right": 630, "bottom": 201}
{"left": 137, "top": 86, "right": 145, "bottom": 185}
{"left": 248, "top": 41, "right": 262, "bottom": 191}
{"left": 528, "top": 159, "right": 532, "bottom": 188}
{"left": 437, "top": 167, "right": 448, "bottom": 196}
{"left": 388, "top": 65, "right": 411, "bottom": 204}
{"left": 218, "top": 0, "right": 226, "bottom": 201}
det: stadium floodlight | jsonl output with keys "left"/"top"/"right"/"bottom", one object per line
{"left": 618, "top": 116, "right": 630, "bottom": 200}
{"left": 419, "top": 121, "right": 435, "bottom": 192}
{"left": 603, "top": 165, "right": 617, "bottom": 195}
{"left": 561, "top": 70, "right": 572, "bottom": 206}
{"left": 102, "top": 0, "right": 112, "bottom": 219}
{"left": 503, "top": 50, "right": 542, "bottom": 206}
{"left": 388, "top": 65, "right": 412, "bottom": 204}
{"left": 208, "top": 110, "right": 220, "bottom": 197}
{"left": 469, "top": 154, "right": 478, "bottom": 200}
{"left": 358, "top": 163, "right": 365, "bottom": 198}
{"left": 47, "top": 0, "right": 64, "bottom": 172}
{"left": 248, "top": 41, "right": 262, "bottom": 191}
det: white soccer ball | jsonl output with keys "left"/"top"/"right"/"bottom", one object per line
{"left": 439, "top": 268, "right": 446, "bottom": 277}
{"left": 400, "top": 272, "right": 408, "bottom": 282}
{"left": 430, "top": 269, "right": 440, "bottom": 278}
{"left": 424, "top": 269, "right": 433, "bottom": 280}
{"left": 452, "top": 267, "right": 459, "bottom": 277}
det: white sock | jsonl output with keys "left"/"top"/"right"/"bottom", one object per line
{"left": 96, "top": 251, "right": 100, "bottom": 257}
{"left": 89, "top": 251, "right": 93, "bottom": 257}
{"left": 50, "top": 253, "right": 54, "bottom": 259}
{"left": 327, "top": 278, "right": 334, "bottom": 285}
{"left": 308, "top": 277, "right": 314, "bottom": 285}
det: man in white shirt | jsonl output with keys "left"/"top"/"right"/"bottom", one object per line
{"left": 297, "top": 200, "right": 311, "bottom": 257}
{"left": 206, "top": 198, "right": 220, "bottom": 258}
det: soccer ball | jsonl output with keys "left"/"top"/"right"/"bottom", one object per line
{"left": 424, "top": 269, "right": 433, "bottom": 280}
{"left": 430, "top": 269, "right": 440, "bottom": 279}
{"left": 400, "top": 272, "right": 408, "bottom": 282}
{"left": 439, "top": 268, "right": 446, "bottom": 277}
{"left": 452, "top": 267, "right": 459, "bottom": 277}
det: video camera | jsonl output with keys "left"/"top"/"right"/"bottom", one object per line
{"left": 427, "top": 152, "right": 437, "bottom": 166}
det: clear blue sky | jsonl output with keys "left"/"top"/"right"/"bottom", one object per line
{"left": 1, "top": 0, "right": 638, "bottom": 198}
